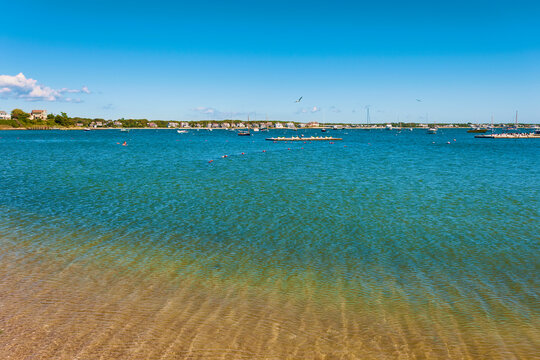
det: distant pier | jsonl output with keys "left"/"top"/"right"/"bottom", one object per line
{"left": 475, "top": 133, "right": 540, "bottom": 139}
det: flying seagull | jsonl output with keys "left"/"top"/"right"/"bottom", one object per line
{"left": 295, "top": 96, "right": 303, "bottom": 103}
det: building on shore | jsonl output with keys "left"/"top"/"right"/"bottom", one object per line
{"left": 30, "top": 110, "right": 47, "bottom": 121}
{"left": 0, "top": 111, "right": 11, "bottom": 120}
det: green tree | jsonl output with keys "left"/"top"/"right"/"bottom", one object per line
{"left": 11, "top": 109, "right": 30, "bottom": 121}
{"left": 54, "top": 112, "right": 74, "bottom": 127}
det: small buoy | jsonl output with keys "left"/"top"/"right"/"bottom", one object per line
{"left": 287, "top": 148, "right": 290, "bottom": 150}
{"left": 447, "top": 141, "right": 450, "bottom": 144}
{"left": 301, "top": 147, "right": 303, "bottom": 149}
{"left": 116, "top": 142, "right": 120, "bottom": 144}
{"left": 208, "top": 160, "right": 213, "bottom": 163}
{"left": 122, "top": 141, "right": 127, "bottom": 146}
{"left": 241, "top": 152, "right": 245, "bottom": 155}
{"left": 222, "top": 155, "right": 228, "bottom": 158}
{"left": 432, "top": 141, "right": 435, "bottom": 144}
{"left": 453, "top": 139, "right": 456, "bottom": 141}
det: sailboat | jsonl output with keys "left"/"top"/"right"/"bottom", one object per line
{"left": 505, "top": 111, "right": 519, "bottom": 132}
{"left": 238, "top": 115, "right": 252, "bottom": 136}
{"left": 360, "top": 106, "right": 371, "bottom": 130}
{"left": 467, "top": 126, "right": 488, "bottom": 133}
{"left": 426, "top": 114, "right": 437, "bottom": 134}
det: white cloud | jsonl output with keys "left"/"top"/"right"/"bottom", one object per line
{"left": 193, "top": 106, "right": 216, "bottom": 115}
{"left": 192, "top": 106, "right": 252, "bottom": 119}
{"left": 296, "top": 106, "right": 321, "bottom": 114}
{"left": 0, "top": 73, "right": 90, "bottom": 102}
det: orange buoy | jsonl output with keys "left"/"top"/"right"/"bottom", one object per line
{"left": 122, "top": 141, "right": 127, "bottom": 146}
{"left": 241, "top": 152, "right": 245, "bottom": 155}
{"left": 209, "top": 160, "right": 213, "bottom": 163}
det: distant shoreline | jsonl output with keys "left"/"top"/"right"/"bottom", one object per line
{"left": 0, "top": 126, "right": 537, "bottom": 131}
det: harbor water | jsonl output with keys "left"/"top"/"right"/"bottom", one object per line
{"left": 0, "top": 128, "right": 538, "bottom": 359}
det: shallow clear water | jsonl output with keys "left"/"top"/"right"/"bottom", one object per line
{"left": 0, "top": 128, "right": 538, "bottom": 359}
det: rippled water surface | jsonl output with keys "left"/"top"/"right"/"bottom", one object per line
{"left": 0, "top": 129, "right": 538, "bottom": 359}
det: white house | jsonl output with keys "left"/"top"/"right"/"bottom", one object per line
{"left": 30, "top": 110, "right": 47, "bottom": 121}
{"left": 0, "top": 111, "right": 11, "bottom": 120}
{"left": 167, "top": 122, "right": 179, "bottom": 128}
{"left": 286, "top": 122, "right": 295, "bottom": 129}
{"left": 275, "top": 122, "right": 283, "bottom": 128}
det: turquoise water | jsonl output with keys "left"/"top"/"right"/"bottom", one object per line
{"left": 0, "top": 128, "right": 538, "bottom": 358}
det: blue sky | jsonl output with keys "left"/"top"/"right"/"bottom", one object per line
{"left": 1, "top": 0, "right": 539, "bottom": 123}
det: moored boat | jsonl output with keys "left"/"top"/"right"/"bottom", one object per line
{"left": 467, "top": 126, "right": 488, "bottom": 133}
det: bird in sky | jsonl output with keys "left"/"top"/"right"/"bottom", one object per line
{"left": 295, "top": 96, "right": 303, "bottom": 103}
{"left": 416, "top": 99, "right": 422, "bottom": 102}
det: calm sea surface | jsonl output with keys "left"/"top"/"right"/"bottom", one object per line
{"left": 0, "top": 129, "right": 538, "bottom": 359}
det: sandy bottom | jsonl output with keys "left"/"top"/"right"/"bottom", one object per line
{"left": 0, "top": 247, "right": 538, "bottom": 359}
